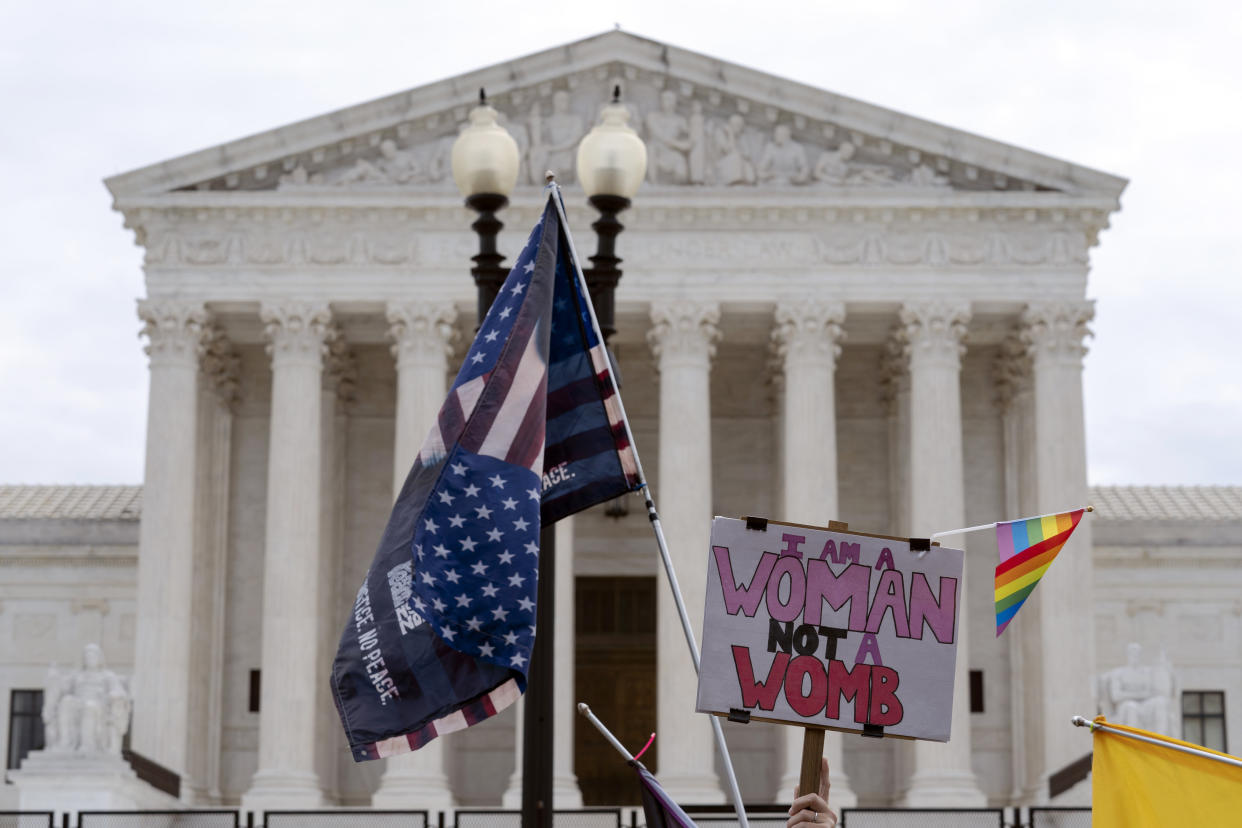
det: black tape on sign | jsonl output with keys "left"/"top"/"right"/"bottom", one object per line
{"left": 862, "top": 723, "right": 885, "bottom": 738}
{"left": 908, "top": 537, "right": 931, "bottom": 552}
{"left": 745, "top": 516, "right": 768, "bottom": 531}
{"left": 728, "top": 708, "right": 751, "bottom": 724}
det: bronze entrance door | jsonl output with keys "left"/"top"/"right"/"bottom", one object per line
{"left": 574, "top": 576, "right": 657, "bottom": 806}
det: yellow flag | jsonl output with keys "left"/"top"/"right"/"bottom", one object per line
{"left": 1092, "top": 716, "right": 1242, "bottom": 827}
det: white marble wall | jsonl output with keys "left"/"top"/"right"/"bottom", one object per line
{"left": 15, "top": 305, "right": 1236, "bottom": 811}
{"left": 0, "top": 520, "right": 138, "bottom": 810}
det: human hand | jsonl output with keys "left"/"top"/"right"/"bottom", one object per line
{"left": 786, "top": 756, "right": 836, "bottom": 826}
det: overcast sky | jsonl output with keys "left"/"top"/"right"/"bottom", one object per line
{"left": 1, "top": 0, "right": 1239, "bottom": 486}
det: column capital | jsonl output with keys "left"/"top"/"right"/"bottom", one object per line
{"left": 1020, "top": 300, "right": 1094, "bottom": 364}
{"left": 648, "top": 300, "right": 721, "bottom": 367}
{"left": 898, "top": 300, "right": 970, "bottom": 369}
{"left": 324, "top": 329, "right": 357, "bottom": 404}
{"left": 138, "top": 299, "right": 208, "bottom": 366}
{"left": 879, "top": 334, "right": 910, "bottom": 413}
{"left": 201, "top": 326, "right": 241, "bottom": 411}
{"left": 386, "top": 301, "right": 459, "bottom": 368}
{"left": 771, "top": 300, "right": 846, "bottom": 366}
{"left": 994, "top": 334, "right": 1032, "bottom": 413}
{"left": 260, "top": 301, "right": 334, "bottom": 367}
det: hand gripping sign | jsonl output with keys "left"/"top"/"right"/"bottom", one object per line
{"left": 696, "top": 517, "right": 964, "bottom": 742}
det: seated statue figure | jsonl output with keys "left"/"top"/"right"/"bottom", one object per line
{"left": 43, "top": 643, "right": 130, "bottom": 755}
{"left": 1098, "top": 642, "right": 1180, "bottom": 737}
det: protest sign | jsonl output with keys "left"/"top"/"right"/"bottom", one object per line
{"left": 696, "top": 516, "right": 964, "bottom": 741}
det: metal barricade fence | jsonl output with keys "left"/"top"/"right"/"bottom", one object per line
{"left": 840, "top": 808, "right": 1007, "bottom": 828}
{"left": 78, "top": 812, "right": 238, "bottom": 828}
{"left": 679, "top": 805, "right": 791, "bottom": 827}
{"left": 264, "top": 812, "right": 427, "bottom": 828}
{"left": 0, "top": 814, "right": 54, "bottom": 828}
{"left": 453, "top": 809, "right": 621, "bottom": 828}
{"left": 1026, "top": 807, "right": 1091, "bottom": 828}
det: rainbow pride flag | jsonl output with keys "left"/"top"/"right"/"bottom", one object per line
{"left": 994, "top": 509, "right": 1085, "bottom": 636}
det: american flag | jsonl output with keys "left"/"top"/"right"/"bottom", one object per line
{"left": 332, "top": 191, "right": 639, "bottom": 761}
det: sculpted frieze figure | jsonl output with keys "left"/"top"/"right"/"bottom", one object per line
{"left": 812, "top": 141, "right": 857, "bottom": 186}
{"left": 646, "top": 90, "right": 698, "bottom": 185}
{"left": 278, "top": 165, "right": 322, "bottom": 188}
{"left": 239, "top": 75, "right": 1053, "bottom": 193}
{"left": 337, "top": 139, "right": 424, "bottom": 186}
{"left": 710, "top": 114, "right": 756, "bottom": 185}
{"left": 1098, "top": 642, "right": 1181, "bottom": 737}
{"left": 42, "top": 644, "right": 131, "bottom": 755}
{"left": 758, "top": 125, "right": 809, "bottom": 185}
{"left": 528, "top": 90, "right": 584, "bottom": 185}
{"left": 909, "top": 163, "right": 949, "bottom": 188}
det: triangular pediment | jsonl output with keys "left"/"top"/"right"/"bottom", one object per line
{"left": 106, "top": 30, "right": 1126, "bottom": 201}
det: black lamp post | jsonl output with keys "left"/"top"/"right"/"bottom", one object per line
{"left": 576, "top": 87, "right": 647, "bottom": 342}
{"left": 452, "top": 89, "right": 521, "bottom": 322}
{"left": 452, "top": 86, "right": 646, "bottom": 828}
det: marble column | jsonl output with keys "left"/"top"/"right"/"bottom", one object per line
{"left": 1019, "top": 301, "right": 1096, "bottom": 803}
{"left": 132, "top": 299, "right": 207, "bottom": 781}
{"left": 373, "top": 301, "right": 460, "bottom": 808}
{"left": 317, "top": 333, "right": 352, "bottom": 803}
{"left": 896, "top": 301, "right": 986, "bottom": 807}
{"left": 243, "top": 301, "right": 334, "bottom": 810}
{"left": 185, "top": 328, "right": 240, "bottom": 804}
{"left": 552, "top": 516, "right": 583, "bottom": 807}
{"left": 647, "top": 301, "right": 723, "bottom": 803}
{"left": 995, "top": 336, "right": 1039, "bottom": 803}
{"left": 501, "top": 517, "right": 582, "bottom": 807}
{"left": 770, "top": 301, "right": 856, "bottom": 807}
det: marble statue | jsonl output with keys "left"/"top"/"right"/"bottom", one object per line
{"left": 1099, "top": 642, "right": 1181, "bottom": 737}
{"left": 528, "top": 91, "right": 583, "bottom": 184}
{"left": 710, "top": 114, "right": 756, "bottom": 185}
{"left": 758, "top": 124, "right": 809, "bottom": 185}
{"left": 646, "top": 89, "right": 695, "bottom": 184}
{"left": 43, "top": 644, "right": 131, "bottom": 755}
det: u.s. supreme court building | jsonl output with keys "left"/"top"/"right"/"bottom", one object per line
{"left": 3, "top": 29, "right": 1241, "bottom": 814}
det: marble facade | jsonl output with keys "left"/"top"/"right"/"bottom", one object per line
{"left": 2, "top": 28, "right": 1237, "bottom": 814}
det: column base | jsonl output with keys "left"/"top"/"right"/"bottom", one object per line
{"left": 501, "top": 772, "right": 584, "bottom": 809}
{"left": 501, "top": 773, "right": 522, "bottom": 809}
{"left": 372, "top": 757, "right": 456, "bottom": 809}
{"left": 898, "top": 769, "right": 987, "bottom": 807}
{"left": 241, "top": 769, "right": 326, "bottom": 812}
{"left": 776, "top": 768, "right": 857, "bottom": 808}
{"left": 653, "top": 772, "right": 724, "bottom": 806}
{"left": 553, "top": 772, "right": 584, "bottom": 809}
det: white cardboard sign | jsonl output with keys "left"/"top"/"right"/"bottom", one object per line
{"left": 695, "top": 517, "right": 964, "bottom": 741}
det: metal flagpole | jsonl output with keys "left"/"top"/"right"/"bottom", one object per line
{"left": 930, "top": 505, "right": 1094, "bottom": 540}
{"left": 1072, "top": 715, "right": 1242, "bottom": 769}
{"left": 578, "top": 703, "right": 637, "bottom": 762}
{"left": 549, "top": 184, "right": 752, "bottom": 828}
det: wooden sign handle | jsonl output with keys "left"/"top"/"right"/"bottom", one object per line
{"left": 798, "top": 726, "right": 825, "bottom": 799}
